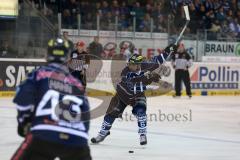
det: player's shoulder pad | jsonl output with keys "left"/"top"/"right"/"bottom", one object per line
{"left": 26, "top": 68, "right": 38, "bottom": 80}
{"left": 120, "top": 66, "right": 129, "bottom": 76}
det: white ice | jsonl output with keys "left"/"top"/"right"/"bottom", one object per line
{"left": 1, "top": 96, "right": 240, "bottom": 160}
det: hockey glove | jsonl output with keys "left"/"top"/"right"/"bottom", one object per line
{"left": 164, "top": 44, "right": 177, "bottom": 55}
{"left": 18, "top": 122, "right": 31, "bottom": 137}
{"left": 17, "top": 113, "right": 32, "bottom": 137}
{"left": 150, "top": 72, "right": 161, "bottom": 82}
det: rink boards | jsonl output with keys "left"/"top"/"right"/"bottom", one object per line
{"left": 0, "top": 58, "right": 240, "bottom": 97}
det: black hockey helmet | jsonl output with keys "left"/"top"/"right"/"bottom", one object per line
{"left": 128, "top": 54, "right": 143, "bottom": 64}
{"left": 46, "top": 38, "right": 70, "bottom": 63}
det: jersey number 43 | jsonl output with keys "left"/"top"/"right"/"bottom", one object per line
{"left": 36, "top": 90, "right": 84, "bottom": 122}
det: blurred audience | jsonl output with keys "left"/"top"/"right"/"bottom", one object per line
{"left": 28, "top": 0, "right": 240, "bottom": 40}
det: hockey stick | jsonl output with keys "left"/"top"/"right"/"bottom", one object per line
{"left": 175, "top": 5, "right": 190, "bottom": 45}
{"left": 150, "top": 6, "right": 190, "bottom": 78}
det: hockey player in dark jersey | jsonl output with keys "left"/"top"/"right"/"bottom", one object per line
{"left": 68, "top": 40, "right": 90, "bottom": 88}
{"left": 91, "top": 44, "right": 177, "bottom": 145}
{"left": 11, "top": 38, "right": 92, "bottom": 160}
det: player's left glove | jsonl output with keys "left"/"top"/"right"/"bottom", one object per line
{"left": 164, "top": 44, "right": 177, "bottom": 55}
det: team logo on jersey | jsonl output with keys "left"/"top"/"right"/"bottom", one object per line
{"left": 72, "top": 53, "right": 78, "bottom": 58}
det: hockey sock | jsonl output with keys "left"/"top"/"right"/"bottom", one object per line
{"left": 137, "top": 114, "right": 147, "bottom": 135}
{"left": 99, "top": 115, "right": 115, "bottom": 136}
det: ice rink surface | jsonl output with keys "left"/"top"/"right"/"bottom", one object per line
{"left": 1, "top": 96, "right": 240, "bottom": 160}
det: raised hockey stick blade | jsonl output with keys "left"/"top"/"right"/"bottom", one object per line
{"left": 175, "top": 5, "right": 190, "bottom": 45}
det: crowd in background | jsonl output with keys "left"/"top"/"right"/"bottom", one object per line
{"left": 2, "top": 0, "right": 240, "bottom": 58}
{"left": 25, "top": 0, "right": 240, "bottom": 40}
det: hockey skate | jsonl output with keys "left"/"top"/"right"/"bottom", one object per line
{"left": 91, "top": 131, "right": 110, "bottom": 144}
{"left": 172, "top": 94, "right": 181, "bottom": 98}
{"left": 140, "top": 134, "right": 147, "bottom": 145}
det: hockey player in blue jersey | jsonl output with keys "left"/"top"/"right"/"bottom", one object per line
{"left": 91, "top": 44, "right": 177, "bottom": 145}
{"left": 11, "top": 38, "right": 92, "bottom": 160}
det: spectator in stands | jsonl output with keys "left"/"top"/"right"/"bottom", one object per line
{"left": 155, "top": 14, "right": 167, "bottom": 33}
{"left": 152, "top": 2, "right": 164, "bottom": 20}
{"left": 212, "top": 0, "right": 222, "bottom": 10}
{"left": 145, "top": 3, "right": 153, "bottom": 15}
{"left": 168, "top": 0, "right": 178, "bottom": 16}
{"left": 95, "top": 2, "right": 101, "bottom": 14}
{"left": 230, "top": 0, "right": 238, "bottom": 12}
{"left": 210, "top": 20, "right": 221, "bottom": 32}
{"left": 119, "top": 14, "right": 130, "bottom": 31}
{"left": 236, "top": 10, "right": 240, "bottom": 25}
{"left": 132, "top": 1, "right": 145, "bottom": 30}
{"left": 63, "top": 31, "right": 74, "bottom": 51}
{"left": 119, "top": 1, "right": 130, "bottom": 16}
{"left": 80, "top": 1, "right": 93, "bottom": 29}
{"left": 229, "top": 18, "right": 240, "bottom": 38}
{"left": 140, "top": 13, "right": 151, "bottom": 32}
{"left": 88, "top": 37, "right": 103, "bottom": 59}
{"left": 188, "top": 2, "right": 199, "bottom": 33}
{"left": 204, "top": 9, "right": 215, "bottom": 30}
{"left": 62, "top": 0, "right": 79, "bottom": 29}
{"left": 226, "top": 10, "right": 234, "bottom": 22}
{"left": 30, "top": 0, "right": 43, "bottom": 10}
{"left": 132, "top": 1, "right": 144, "bottom": 19}
{"left": 215, "top": 6, "right": 226, "bottom": 23}
{"left": 209, "top": 20, "right": 221, "bottom": 40}
{"left": 222, "top": 0, "right": 231, "bottom": 11}
{"left": 0, "top": 41, "right": 16, "bottom": 58}
{"left": 82, "top": 12, "right": 95, "bottom": 30}
{"left": 101, "top": 1, "right": 110, "bottom": 16}
{"left": 80, "top": 1, "right": 92, "bottom": 17}
{"left": 127, "top": 0, "right": 136, "bottom": 6}
{"left": 111, "top": 0, "right": 120, "bottom": 16}
{"left": 198, "top": 4, "right": 206, "bottom": 19}
{"left": 174, "top": 3, "right": 186, "bottom": 31}
{"left": 195, "top": 4, "right": 208, "bottom": 30}
{"left": 101, "top": 12, "right": 115, "bottom": 30}
{"left": 193, "top": 0, "right": 202, "bottom": 11}
{"left": 220, "top": 20, "right": 231, "bottom": 39}
{"left": 204, "top": 0, "right": 214, "bottom": 12}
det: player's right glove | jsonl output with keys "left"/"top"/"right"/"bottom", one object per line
{"left": 164, "top": 44, "right": 177, "bottom": 55}
{"left": 150, "top": 72, "right": 161, "bottom": 82}
{"left": 17, "top": 114, "right": 32, "bottom": 137}
{"left": 18, "top": 122, "right": 31, "bottom": 137}
{"left": 144, "top": 71, "right": 161, "bottom": 83}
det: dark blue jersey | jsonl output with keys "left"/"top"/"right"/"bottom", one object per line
{"left": 116, "top": 52, "right": 168, "bottom": 104}
{"left": 13, "top": 63, "right": 90, "bottom": 147}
